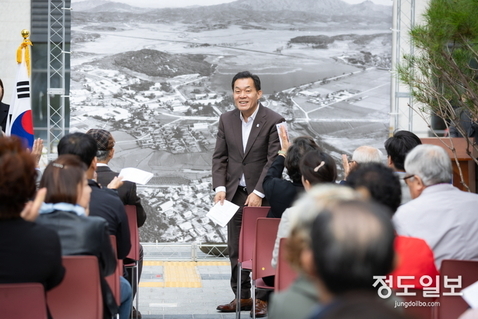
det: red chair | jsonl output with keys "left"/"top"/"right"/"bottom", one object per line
{"left": 106, "top": 234, "right": 123, "bottom": 306}
{"left": 124, "top": 205, "right": 140, "bottom": 318}
{"left": 274, "top": 237, "right": 298, "bottom": 292}
{"left": 47, "top": 256, "right": 103, "bottom": 319}
{"left": 437, "top": 259, "right": 478, "bottom": 319}
{"left": 236, "top": 206, "right": 270, "bottom": 318}
{"left": 251, "top": 217, "right": 280, "bottom": 319}
{"left": 0, "top": 283, "right": 48, "bottom": 319}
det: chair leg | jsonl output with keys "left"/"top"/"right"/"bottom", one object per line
{"left": 252, "top": 280, "right": 256, "bottom": 319}
{"left": 134, "top": 265, "right": 139, "bottom": 319}
{"left": 236, "top": 263, "right": 242, "bottom": 319}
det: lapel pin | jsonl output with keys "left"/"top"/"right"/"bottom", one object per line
{"left": 256, "top": 124, "right": 260, "bottom": 127}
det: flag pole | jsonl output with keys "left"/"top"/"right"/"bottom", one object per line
{"left": 6, "top": 30, "right": 35, "bottom": 149}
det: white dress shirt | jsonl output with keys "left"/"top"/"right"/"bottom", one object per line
{"left": 393, "top": 183, "right": 478, "bottom": 269}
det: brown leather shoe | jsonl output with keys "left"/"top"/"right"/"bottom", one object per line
{"left": 217, "top": 298, "right": 253, "bottom": 312}
{"left": 250, "top": 299, "right": 268, "bottom": 318}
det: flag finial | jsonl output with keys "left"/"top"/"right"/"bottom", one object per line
{"left": 21, "top": 29, "right": 30, "bottom": 39}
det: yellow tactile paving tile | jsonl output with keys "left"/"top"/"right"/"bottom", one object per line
{"left": 139, "top": 261, "right": 229, "bottom": 288}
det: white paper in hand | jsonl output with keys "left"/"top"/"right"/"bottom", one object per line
{"left": 118, "top": 168, "right": 153, "bottom": 185}
{"left": 276, "top": 122, "right": 289, "bottom": 149}
{"left": 207, "top": 200, "right": 239, "bottom": 227}
{"left": 462, "top": 280, "right": 478, "bottom": 308}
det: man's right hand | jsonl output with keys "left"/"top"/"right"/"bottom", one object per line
{"left": 214, "top": 191, "right": 226, "bottom": 205}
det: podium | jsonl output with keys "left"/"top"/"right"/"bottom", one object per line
{"left": 420, "top": 138, "right": 477, "bottom": 193}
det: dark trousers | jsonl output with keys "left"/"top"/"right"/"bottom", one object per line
{"left": 228, "top": 187, "right": 269, "bottom": 301}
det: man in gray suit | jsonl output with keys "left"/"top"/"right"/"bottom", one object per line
{"left": 213, "top": 71, "right": 284, "bottom": 317}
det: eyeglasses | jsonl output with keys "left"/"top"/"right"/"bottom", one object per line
{"left": 403, "top": 174, "right": 415, "bottom": 184}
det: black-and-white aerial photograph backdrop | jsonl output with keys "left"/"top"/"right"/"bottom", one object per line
{"left": 70, "top": 0, "right": 392, "bottom": 243}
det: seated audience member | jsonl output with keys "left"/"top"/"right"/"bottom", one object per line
{"left": 384, "top": 130, "right": 422, "bottom": 204}
{"left": 0, "top": 136, "right": 65, "bottom": 295}
{"left": 347, "top": 163, "right": 439, "bottom": 289}
{"left": 341, "top": 145, "right": 383, "bottom": 182}
{"left": 57, "top": 133, "right": 131, "bottom": 261}
{"left": 36, "top": 155, "right": 132, "bottom": 319}
{"left": 268, "top": 185, "right": 361, "bottom": 319}
{"left": 393, "top": 144, "right": 478, "bottom": 269}
{"left": 307, "top": 200, "right": 397, "bottom": 318}
{"left": 86, "top": 129, "right": 146, "bottom": 317}
{"left": 86, "top": 129, "right": 146, "bottom": 226}
{"left": 271, "top": 149, "right": 337, "bottom": 268}
{"left": 263, "top": 126, "right": 320, "bottom": 218}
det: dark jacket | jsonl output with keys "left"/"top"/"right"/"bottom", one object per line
{"left": 212, "top": 104, "right": 285, "bottom": 200}
{"left": 263, "top": 155, "right": 304, "bottom": 218}
{"left": 0, "top": 218, "right": 65, "bottom": 291}
{"left": 96, "top": 165, "right": 147, "bottom": 227}
{"left": 36, "top": 209, "right": 118, "bottom": 319}
{"left": 88, "top": 179, "right": 131, "bottom": 260}
{"left": 0, "top": 102, "right": 9, "bottom": 133}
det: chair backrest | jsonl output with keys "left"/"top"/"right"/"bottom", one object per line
{"left": 47, "top": 256, "right": 103, "bottom": 319}
{"left": 106, "top": 234, "right": 122, "bottom": 305}
{"left": 252, "top": 217, "right": 281, "bottom": 280}
{"left": 274, "top": 237, "right": 298, "bottom": 291}
{"left": 125, "top": 205, "right": 139, "bottom": 261}
{"left": 238, "top": 206, "right": 270, "bottom": 264}
{"left": 437, "top": 259, "right": 478, "bottom": 319}
{"left": 0, "top": 283, "right": 48, "bottom": 319}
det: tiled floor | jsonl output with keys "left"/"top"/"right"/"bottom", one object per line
{"left": 137, "top": 245, "right": 265, "bottom": 318}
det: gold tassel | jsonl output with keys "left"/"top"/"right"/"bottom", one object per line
{"left": 16, "top": 39, "right": 33, "bottom": 76}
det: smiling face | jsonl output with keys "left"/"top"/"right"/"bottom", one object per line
{"left": 233, "top": 77, "right": 262, "bottom": 120}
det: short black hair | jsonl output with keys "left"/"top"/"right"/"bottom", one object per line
{"left": 311, "top": 200, "right": 395, "bottom": 296}
{"left": 57, "top": 132, "right": 98, "bottom": 167}
{"left": 231, "top": 71, "right": 261, "bottom": 91}
{"left": 347, "top": 162, "right": 402, "bottom": 214}
{"left": 384, "top": 130, "right": 421, "bottom": 171}
{"left": 285, "top": 136, "right": 320, "bottom": 184}
{"left": 300, "top": 150, "right": 337, "bottom": 185}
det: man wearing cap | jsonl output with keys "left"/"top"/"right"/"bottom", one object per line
{"left": 86, "top": 128, "right": 146, "bottom": 319}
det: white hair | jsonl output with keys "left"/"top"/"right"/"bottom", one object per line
{"left": 352, "top": 145, "right": 383, "bottom": 164}
{"left": 404, "top": 144, "right": 452, "bottom": 186}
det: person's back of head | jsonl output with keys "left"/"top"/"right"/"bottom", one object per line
{"left": 300, "top": 150, "right": 337, "bottom": 186}
{"left": 311, "top": 199, "right": 395, "bottom": 296}
{"left": 0, "top": 136, "right": 37, "bottom": 219}
{"left": 352, "top": 145, "right": 383, "bottom": 164}
{"left": 405, "top": 144, "right": 452, "bottom": 186}
{"left": 57, "top": 132, "right": 98, "bottom": 168}
{"left": 40, "top": 154, "right": 88, "bottom": 205}
{"left": 285, "top": 136, "right": 320, "bottom": 184}
{"left": 384, "top": 130, "right": 422, "bottom": 171}
{"left": 86, "top": 129, "right": 115, "bottom": 162}
{"left": 286, "top": 184, "right": 362, "bottom": 272}
{"left": 347, "top": 162, "right": 402, "bottom": 214}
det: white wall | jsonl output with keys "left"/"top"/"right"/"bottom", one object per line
{"left": 0, "top": 0, "right": 30, "bottom": 104}
{"left": 392, "top": 0, "right": 430, "bottom": 137}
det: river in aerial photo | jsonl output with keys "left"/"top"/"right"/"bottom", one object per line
{"left": 211, "top": 62, "right": 361, "bottom": 94}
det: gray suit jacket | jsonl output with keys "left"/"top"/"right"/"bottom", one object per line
{"left": 212, "top": 103, "right": 284, "bottom": 201}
